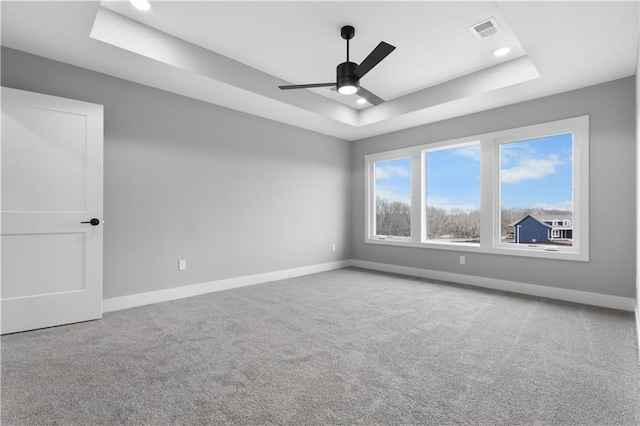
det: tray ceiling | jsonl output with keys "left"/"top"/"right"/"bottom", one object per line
{"left": 1, "top": 1, "right": 638, "bottom": 140}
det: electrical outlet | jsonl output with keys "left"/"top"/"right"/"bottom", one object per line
{"left": 332, "top": 244, "right": 336, "bottom": 251}
{"left": 178, "top": 259, "right": 187, "bottom": 270}
{"left": 459, "top": 256, "right": 465, "bottom": 265}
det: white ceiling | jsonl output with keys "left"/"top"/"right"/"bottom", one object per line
{"left": 1, "top": 1, "right": 638, "bottom": 141}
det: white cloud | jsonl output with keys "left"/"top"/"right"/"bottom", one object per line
{"left": 451, "top": 145, "right": 480, "bottom": 161}
{"left": 501, "top": 154, "right": 562, "bottom": 184}
{"left": 533, "top": 200, "right": 573, "bottom": 211}
{"left": 376, "top": 188, "right": 410, "bottom": 204}
{"left": 501, "top": 142, "right": 533, "bottom": 167}
{"left": 427, "top": 196, "right": 478, "bottom": 213}
{"left": 376, "top": 165, "right": 410, "bottom": 180}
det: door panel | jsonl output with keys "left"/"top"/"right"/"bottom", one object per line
{"left": 2, "top": 105, "right": 88, "bottom": 212}
{"left": 1, "top": 87, "right": 104, "bottom": 334}
{"left": 2, "top": 233, "right": 85, "bottom": 299}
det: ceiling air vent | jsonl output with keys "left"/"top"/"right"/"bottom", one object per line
{"left": 470, "top": 17, "right": 502, "bottom": 39}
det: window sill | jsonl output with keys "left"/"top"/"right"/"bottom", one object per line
{"left": 364, "top": 238, "right": 588, "bottom": 262}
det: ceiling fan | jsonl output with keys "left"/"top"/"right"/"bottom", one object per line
{"left": 278, "top": 25, "right": 396, "bottom": 106}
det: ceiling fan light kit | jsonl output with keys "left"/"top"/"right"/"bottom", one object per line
{"left": 278, "top": 25, "right": 395, "bottom": 106}
{"left": 336, "top": 61, "right": 359, "bottom": 95}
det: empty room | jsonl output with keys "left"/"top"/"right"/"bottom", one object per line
{"left": 1, "top": 1, "right": 639, "bottom": 424}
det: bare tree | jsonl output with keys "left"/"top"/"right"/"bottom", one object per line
{"left": 380, "top": 201, "right": 568, "bottom": 243}
{"left": 426, "top": 207, "right": 480, "bottom": 241}
{"left": 376, "top": 197, "right": 410, "bottom": 237}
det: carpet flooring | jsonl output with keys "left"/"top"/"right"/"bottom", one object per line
{"left": 2, "top": 267, "right": 639, "bottom": 425}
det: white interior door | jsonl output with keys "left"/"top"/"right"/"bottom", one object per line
{"left": 1, "top": 87, "right": 104, "bottom": 334}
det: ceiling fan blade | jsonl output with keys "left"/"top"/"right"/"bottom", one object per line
{"left": 354, "top": 41, "right": 396, "bottom": 80}
{"left": 279, "top": 83, "right": 335, "bottom": 90}
{"left": 357, "top": 87, "right": 386, "bottom": 106}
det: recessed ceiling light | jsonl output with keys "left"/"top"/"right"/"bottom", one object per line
{"left": 494, "top": 47, "right": 511, "bottom": 57}
{"left": 130, "top": 0, "right": 151, "bottom": 11}
{"left": 357, "top": 98, "right": 367, "bottom": 105}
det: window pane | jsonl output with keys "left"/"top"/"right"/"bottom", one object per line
{"left": 375, "top": 158, "right": 411, "bottom": 237}
{"left": 425, "top": 144, "right": 480, "bottom": 244}
{"left": 500, "top": 133, "right": 573, "bottom": 246}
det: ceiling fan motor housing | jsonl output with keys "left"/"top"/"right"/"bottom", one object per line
{"left": 337, "top": 61, "right": 359, "bottom": 93}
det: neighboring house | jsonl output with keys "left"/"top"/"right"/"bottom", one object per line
{"left": 507, "top": 214, "right": 573, "bottom": 244}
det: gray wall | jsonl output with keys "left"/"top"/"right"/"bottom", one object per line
{"left": 2, "top": 47, "right": 352, "bottom": 300}
{"left": 352, "top": 77, "right": 636, "bottom": 299}
{"left": 3, "top": 47, "right": 636, "bottom": 301}
{"left": 636, "top": 37, "right": 640, "bottom": 316}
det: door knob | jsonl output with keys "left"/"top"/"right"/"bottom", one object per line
{"left": 81, "top": 218, "right": 101, "bottom": 226}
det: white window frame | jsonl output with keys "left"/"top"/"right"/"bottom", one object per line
{"left": 364, "top": 115, "right": 589, "bottom": 261}
{"left": 422, "top": 140, "right": 482, "bottom": 246}
{"left": 365, "top": 148, "right": 417, "bottom": 243}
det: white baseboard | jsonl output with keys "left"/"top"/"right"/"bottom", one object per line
{"left": 636, "top": 275, "right": 640, "bottom": 363}
{"left": 103, "top": 258, "right": 635, "bottom": 314}
{"left": 103, "top": 260, "right": 351, "bottom": 313}
{"left": 636, "top": 301, "right": 640, "bottom": 363}
{"left": 351, "top": 260, "right": 636, "bottom": 312}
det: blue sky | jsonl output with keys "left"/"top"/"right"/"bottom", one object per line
{"left": 375, "top": 133, "right": 573, "bottom": 212}
{"left": 374, "top": 158, "right": 412, "bottom": 204}
{"left": 426, "top": 145, "right": 480, "bottom": 212}
{"left": 500, "top": 134, "right": 573, "bottom": 210}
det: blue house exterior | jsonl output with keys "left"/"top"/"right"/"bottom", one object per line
{"left": 511, "top": 215, "right": 550, "bottom": 243}
{"left": 508, "top": 214, "right": 573, "bottom": 244}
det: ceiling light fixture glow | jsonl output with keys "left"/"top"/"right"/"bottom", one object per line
{"left": 357, "top": 98, "right": 367, "bottom": 105}
{"left": 130, "top": 0, "right": 151, "bottom": 11}
{"left": 337, "top": 83, "right": 358, "bottom": 95}
{"left": 494, "top": 47, "right": 511, "bottom": 57}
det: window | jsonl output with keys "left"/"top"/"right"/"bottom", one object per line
{"left": 373, "top": 157, "right": 412, "bottom": 238}
{"left": 499, "top": 133, "right": 574, "bottom": 247}
{"left": 365, "top": 116, "right": 589, "bottom": 261}
{"left": 424, "top": 143, "right": 480, "bottom": 245}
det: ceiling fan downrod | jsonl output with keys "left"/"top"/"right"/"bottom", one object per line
{"left": 337, "top": 25, "right": 358, "bottom": 95}
{"left": 341, "top": 25, "right": 355, "bottom": 62}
